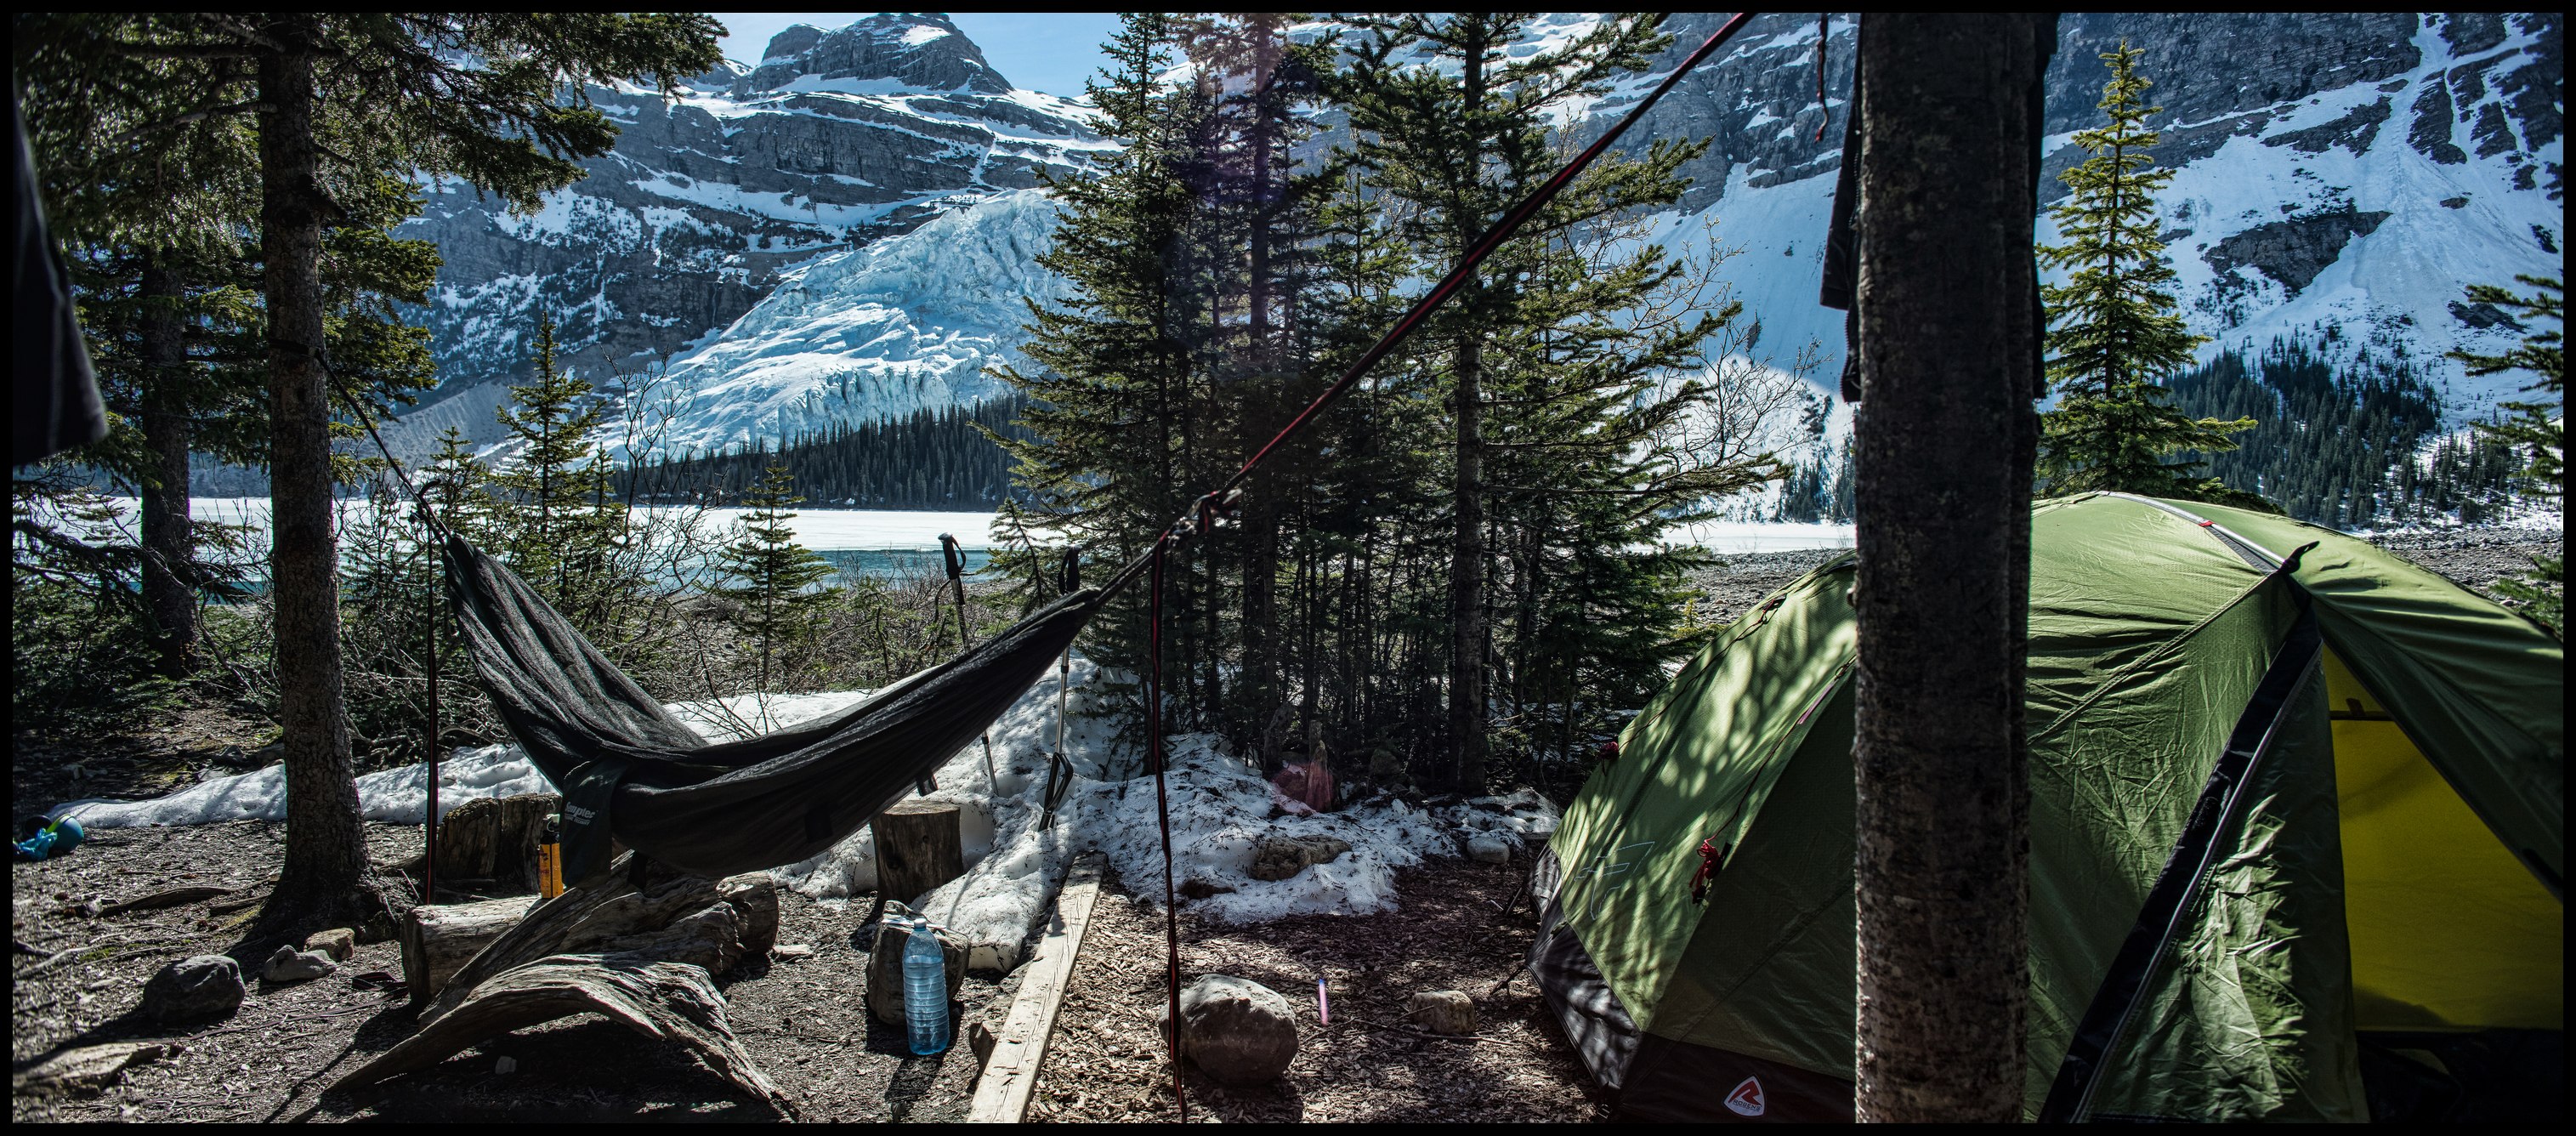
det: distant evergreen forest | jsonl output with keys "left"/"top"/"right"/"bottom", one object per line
{"left": 1773, "top": 333, "right": 2526, "bottom": 529}
{"left": 2169, "top": 336, "right": 2517, "bottom": 528}
{"left": 633, "top": 395, "right": 1029, "bottom": 509}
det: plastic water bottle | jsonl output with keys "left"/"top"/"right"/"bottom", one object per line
{"left": 901, "top": 919, "right": 950, "bottom": 1055}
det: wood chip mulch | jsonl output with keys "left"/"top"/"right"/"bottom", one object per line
{"left": 1028, "top": 853, "right": 1612, "bottom": 1123}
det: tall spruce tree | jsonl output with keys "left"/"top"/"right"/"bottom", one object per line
{"left": 713, "top": 465, "right": 835, "bottom": 692}
{"left": 2037, "top": 43, "right": 2262, "bottom": 507}
{"left": 1339, "top": 12, "right": 1720, "bottom": 790}
{"left": 2452, "top": 275, "right": 2564, "bottom": 634}
{"left": 38, "top": 14, "right": 719, "bottom": 925}
{"left": 996, "top": 13, "right": 1205, "bottom": 745}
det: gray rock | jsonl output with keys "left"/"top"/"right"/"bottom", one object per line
{"left": 141, "top": 955, "right": 244, "bottom": 1022}
{"left": 1249, "top": 835, "right": 1352, "bottom": 882}
{"left": 866, "top": 919, "right": 967, "bottom": 1027}
{"left": 1406, "top": 990, "right": 1479, "bottom": 1036}
{"left": 2202, "top": 206, "right": 2393, "bottom": 297}
{"left": 1160, "top": 975, "right": 1298, "bottom": 1085}
{"left": 304, "top": 927, "right": 356, "bottom": 962}
{"left": 1466, "top": 832, "right": 1514, "bottom": 864}
{"left": 262, "top": 945, "right": 338, "bottom": 985}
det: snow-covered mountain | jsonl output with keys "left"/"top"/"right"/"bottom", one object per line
{"left": 399, "top": 13, "right": 2559, "bottom": 463}
{"left": 389, "top": 12, "right": 1112, "bottom": 452}
{"left": 1615, "top": 11, "right": 2561, "bottom": 422}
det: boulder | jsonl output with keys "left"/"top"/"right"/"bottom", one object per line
{"left": 1465, "top": 832, "right": 1513, "bottom": 864}
{"left": 1160, "top": 974, "right": 1297, "bottom": 1085}
{"left": 263, "top": 945, "right": 338, "bottom": 985}
{"left": 1248, "top": 835, "right": 1352, "bottom": 882}
{"left": 1406, "top": 989, "right": 1478, "bottom": 1035}
{"left": 141, "top": 955, "right": 244, "bottom": 1022}
{"left": 304, "top": 927, "right": 357, "bottom": 962}
{"left": 866, "top": 919, "right": 967, "bottom": 1027}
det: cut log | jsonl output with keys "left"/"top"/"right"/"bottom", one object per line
{"left": 873, "top": 800, "right": 963, "bottom": 906}
{"left": 332, "top": 953, "right": 786, "bottom": 1113}
{"left": 967, "top": 854, "right": 1104, "bottom": 1123}
{"left": 433, "top": 792, "right": 561, "bottom": 894}
{"left": 400, "top": 896, "right": 537, "bottom": 1003}
{"left": 414, "top": 859, "right": 777, "bottom": 1017}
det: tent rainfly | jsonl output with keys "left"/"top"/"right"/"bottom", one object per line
{"left": 1533, "top": 492, "right": 2562, "bottom": 1122}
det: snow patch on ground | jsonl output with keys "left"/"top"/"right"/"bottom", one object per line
{"left": 47, "top": 651, "right": 1558, "bottom": 972}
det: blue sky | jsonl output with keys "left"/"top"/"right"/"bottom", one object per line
{"left": 712, "top": 12, "right": 1124, "bottom": 99}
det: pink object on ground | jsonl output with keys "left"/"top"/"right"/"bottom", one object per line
{"left": 1270, "top": 762, "right": 1336, "bottom": 813}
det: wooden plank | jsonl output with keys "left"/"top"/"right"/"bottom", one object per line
{"left": 967, "top": 852, "right": 1105, "bottom": 1123}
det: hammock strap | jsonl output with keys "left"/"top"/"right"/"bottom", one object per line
{"left": 1148, "top": 531, "right": 1187, "bottom": 1121}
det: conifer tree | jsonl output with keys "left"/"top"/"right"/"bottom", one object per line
{"left": 1340, "top": 12, "right": 1721, "bottom": 790}
{"left": 2452, "top": 275, "right": 2563, "bottom": 634}
{"left": 2037, "top": 43, "right": 2262, "bottom": 507}
{"left": 714, "top": 465, "right": 836, "bottom": 692}
{"left": 492, "top": 315, "right": 606, "bottom": 590}
{"left": 28, "top": 14, "right": 722, "bottom": 924}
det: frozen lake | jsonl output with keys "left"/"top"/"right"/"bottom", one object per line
{"left": 60, "top": 500, "right": 1851, "bottom": 582}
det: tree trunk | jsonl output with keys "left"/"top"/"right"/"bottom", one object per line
{"left": 872, "top": 800, "right": 964, "bottom": 906}
{"left": 135, "top": 260, "right": 196, "bottom": 678}
{"left": 258, "top": 32, "right": 369, "bottom": 922}
{"left": 1447, "top": 31, "right": 1490, "bottom": 795}
{"left": 1847, "top": 14, "right": 2051, "bottom": 1123}
{"left": 1449, "top": 333, "right": 1487, "bottom": 792}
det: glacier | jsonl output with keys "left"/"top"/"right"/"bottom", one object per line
{"left": 631, "top": 188, "right": 1067, "bottom": 460}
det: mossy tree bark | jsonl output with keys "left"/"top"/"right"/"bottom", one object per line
{"left": 1847, "top": 13, "right": 2053, "bottom": 1123}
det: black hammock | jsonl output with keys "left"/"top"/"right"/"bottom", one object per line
{"left": 445, "top": 535, "right": 1100, "bottom": 886}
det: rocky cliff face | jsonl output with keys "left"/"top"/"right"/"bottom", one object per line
{"left": 394, "top": 12, "right": 1110, "bottom": 448}
{"left": 1619, "top": 11, "right": 2560, "bottom": 421}
{"left": 400, "top": 13, "right": 2560, "bottom": 462}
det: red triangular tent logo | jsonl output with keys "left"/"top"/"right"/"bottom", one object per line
{"left": 1726, "top": 1076, "right": 1766, "bottom": 1116}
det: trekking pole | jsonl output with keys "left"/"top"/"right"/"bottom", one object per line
{"left": 418, "top": 499, "right": 441, "bottom": 904}
{"left": 1041, "top": 549, "right": 1079, "bottom": 831}
{"left": 942, "top": 534, "right": 1001, "bottom": 791}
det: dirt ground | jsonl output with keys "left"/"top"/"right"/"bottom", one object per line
{"left": 1029, "top": 855, "right": 1608, "bottom": 1124}
{"left": 9, "top": 818, "right": 1006, "bottom": 1122}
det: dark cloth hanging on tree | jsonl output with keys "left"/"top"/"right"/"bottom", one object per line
{"left": 443, "top": 535, "right": 1101, "bottom": 885}
{"left": 1818, "top": 15, "right": 2057, "bottom": 406}
{"left": 12, "top": 97, "right": 105, "bottom": 467}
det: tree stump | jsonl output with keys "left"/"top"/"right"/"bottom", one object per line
{"left": 400, "top": 896, "right": 538, "bottom": 1002}
{"left": 434, "top": 792, "right": 560, "bottom": 893}
{"left": 872, "top": 800, "right": 963, "bottom": 906}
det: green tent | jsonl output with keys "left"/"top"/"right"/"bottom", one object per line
{"left": 1533, "top": 493, "right": 2562, "bottom": 1122}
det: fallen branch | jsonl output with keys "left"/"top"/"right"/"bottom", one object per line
{"left": 331, "top": 952, "right": 786, "bottom": 1113}
{"left": 96, "top": 886, "right": 233, "bottom": 918}
{"left": 14, "top": 950, "right": 80, "bottom": 980}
